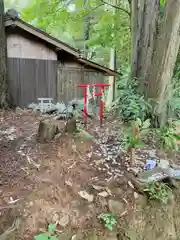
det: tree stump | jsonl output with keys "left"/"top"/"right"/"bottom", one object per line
{"left": 37, "top": 118, "right": 66, "bottom": 143}
{"left": 65, "top": 118, "right": 77, "bottom": 133}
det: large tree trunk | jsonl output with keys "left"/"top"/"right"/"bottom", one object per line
{"left": 0, "top": 0, "right": 10, "bottom": 108}
{"left": 131, "top": 0, "right": 180, "bottom": 127}
{"left": 145, "top": 0, "right": 180, "bottom": 127}
{"left": 131, "top": 0, "right": 159, "bottom": 92}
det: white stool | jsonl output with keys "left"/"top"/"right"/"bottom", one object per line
{"left": 37, "top": 98, "right": 53, "bottom": 113}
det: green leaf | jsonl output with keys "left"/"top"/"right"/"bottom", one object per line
{"left": 142, "top": 119, "right": 151, "bottom": 129}
{"left": 136, "top": 118, "right": 142, "bottom": 126}
{"left": 48, "top": 224, "right": 56, "bottom": 233}
{"left": 174, "top": 134, "right": 180, "bottom": 140}
{"left": 34, "top": 233, "right": 58, "bottom": 240}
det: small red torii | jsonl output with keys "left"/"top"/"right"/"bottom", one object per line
{"left": 78, "top": 83, "right": 110, "bottom": 124}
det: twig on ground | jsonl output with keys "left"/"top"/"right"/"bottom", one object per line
{"left": 0, "top": 218, "right": 20, "bottom": 240}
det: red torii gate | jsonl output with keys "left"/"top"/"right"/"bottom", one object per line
{"left": 78, "top": 83, "right": 110, "bottom": 124}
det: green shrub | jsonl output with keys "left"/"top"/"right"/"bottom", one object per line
{"left": 156, "top": 122, "right": 180, "bottom": 152}
{"left": 144, "top": 182, "right": 172, "bottom": 204}
{"left": 113, "top": 69, "right": 151, "bottom": 122}
{"left": 98, "top": 213, "right": 117, "bottom": 231}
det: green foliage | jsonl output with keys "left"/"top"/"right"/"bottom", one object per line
{"left": 160, "top": 0, "right": 166, "bottom": 8}
{"left": 34, "top": 234, "right": 57, "bottom": 240}
{"left": 144, "top": 182, "right": 172, "bottom": 204}
{"left": 168, "top": 73, "right": 180, "bottom": 119}
{"left": 124, "top": 118, "right": 151, "bottom": 150}
{"left": 20, "top": 0, "right": 131, "bottom": 68}
{"left": 34, "top": 224, "right": 57, "bottom": 240}
{"left": 48, "top": 224, "right": 56, "bottom": 234}
{"left": 156, "top": 123, "right": 180, "bottom": 152}
{"left": 114, "top": 70, "right": 151, "bottom": 122}
{"left": 98, "top": 213, "right": 117, "bottom": 231}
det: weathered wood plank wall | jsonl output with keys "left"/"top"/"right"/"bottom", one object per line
{"left": 7, "top": 58, "right": 105, "bottom": 107}
{"left": 7, "top": 32, "right": 57, "bottom": 60}
{"left": 8, "top": 58, "right": 57, "bottom": 107}
{"left": 57, "top": 65, "right": 105, "bottom": 103}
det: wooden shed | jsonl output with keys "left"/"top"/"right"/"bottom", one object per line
{"left": 4, "top": 15, "right": 119, "bottom": 108}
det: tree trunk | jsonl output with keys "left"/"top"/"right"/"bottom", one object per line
{"left": 131, "top": 0, "right": 159, "bottom": 91}
{"left": 0, "top": 0, "right": 10, "bottom": 108}
{"left": 37, "top": 118, "right": 77, "bottom": 143}
{"left": 145, "top": 0, "right": 180, "bottom": 127}
{"left": 83, "top": 0, "right": 91, "bottom": 58}
{"left": 131, "top": 0, "right": 180, "bottom": 127}
{"left": 106, "top": 47, "right": 116, "bottom": 110}
{"left": 105, "top": 0, "right": 117, "bottom": 110}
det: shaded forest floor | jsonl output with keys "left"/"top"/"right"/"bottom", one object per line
{"left": 1, "top": 110, "right": 180, "bottom": 240}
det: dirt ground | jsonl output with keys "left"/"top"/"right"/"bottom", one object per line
{"left": 0, "top": 110, "right": 130, "bottom": 239}
{"left": 1, "top": 110, "right": 180, "bottom": 240}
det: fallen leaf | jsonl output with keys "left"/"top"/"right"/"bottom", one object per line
{"left": 78, "top": 191, "right": 94, "bottom": 202}
{"left": 134, "top": 192, "right": 139, "bottom": 199}
{"left": 8, "top": 197, "right": 21, "bottom": 204}
{"left": 92, "top": 185, "right": 104, "bottom": 190}
{"left": 120, "top": 210, "right": 128, "bottom": 217}
{"left": 123, "top": 198, "right": 128, "bottom": 204}
{"left": 95, "top": 159, "right": 106, "bottom": 166}
{"left": 65, "top": 180, "right": 73, "bottom": 187}
{"left": 128, "top": 181, "right": 134, "bottom": 189}
{"left": 58, "top": 215, "right": 69, "bottom": 227}
{"left": 105, "top": 187, "right": 112, "bottom": 196}
{"left": 98, "top": 191, "right": 109, "bottom": 197}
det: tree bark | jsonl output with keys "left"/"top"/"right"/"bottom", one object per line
{"left": 131, "top": 0, "right": 159, "bottom": 91}
{"left": 105, "top": 0, "right": 117, "bottom": 110}
{"left": 83, "top": 0, "right": 91, "bottom": 58}
{"left": 0, "top": 0, "right": 10, "bottom": 108}
{"left": 37, "top": 118, "right": 77, "bottom": 143}
{"left": 131, "top": 0, "right": 180, "bottom": 127}
{"left": 145, "top": 0, "right": 180, "bottom": 127}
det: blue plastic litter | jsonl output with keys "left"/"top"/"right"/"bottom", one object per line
{"left": 144, "top": 159, "right": 157, "bottom": 171}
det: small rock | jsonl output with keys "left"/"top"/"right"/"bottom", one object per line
{"left": 108, "top": 199, "right": 125, "bottom": 215}
{"left": 78, "top": 190, "right": 94, "bottom": 202}
{"left": 111, "top": 187, "right": 123, "bottom": 196}
{"left": 158, "top": 159, "right": 169, "bottom": 169}
{"left": 58, "top": 215, "right": 69, "bottom": 227}
{"left": 147, "top": 149, "right": 156, "bottom": 158}
{"left": 170, "top": 163, "right": 180, "bottom": 170}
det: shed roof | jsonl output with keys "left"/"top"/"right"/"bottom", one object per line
{"left": 5, "top": 16, "right": 120, "bottom": 77}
